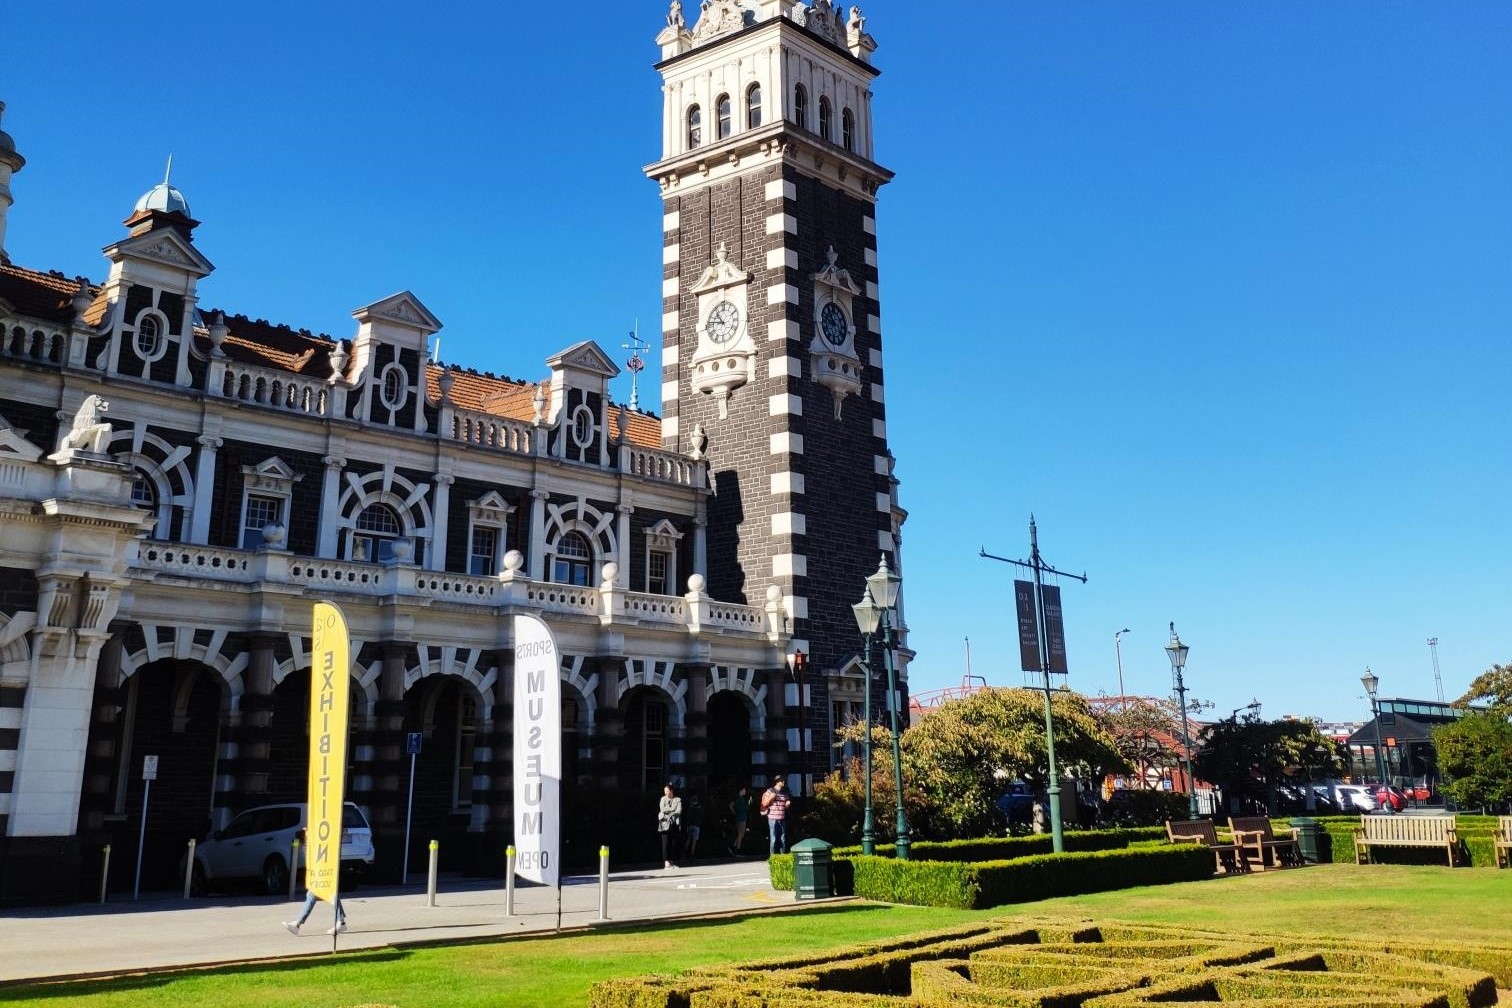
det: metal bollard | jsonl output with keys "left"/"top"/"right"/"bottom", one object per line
{"left": 505, "top": 846, "right": 516, "bottom": 916}
{"left": 182, "top": 839, "right": 197, "bottom": 899}
{"left": 99, "top": 845, "right": 112, "bottom": 904}
{"left": 598, "top": 845, "right": 610, "bottom": 921}
{"left": 289, "top": 838, "right": 301, "bottom": 901}
{"left": 426, "top": 839, "right": 439, "bottom": 907}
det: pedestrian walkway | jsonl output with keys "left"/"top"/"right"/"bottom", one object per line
{"left": 0, "top": 860, "right": 811, "bottom": 985}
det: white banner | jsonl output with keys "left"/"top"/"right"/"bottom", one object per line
{"left": 511, "top": 614, "right": 561, "bottom": 886}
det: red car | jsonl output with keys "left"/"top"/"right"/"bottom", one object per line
{"left": 1374, "top": 786, "right": 1406, "bottom": 812}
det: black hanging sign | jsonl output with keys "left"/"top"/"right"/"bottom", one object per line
{"left": 1015, "top": 580, "right": 1040, "bottom": 671}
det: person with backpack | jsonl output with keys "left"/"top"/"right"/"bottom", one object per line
{"left": 760, "top": 777, "right": 791, "bottom": 854}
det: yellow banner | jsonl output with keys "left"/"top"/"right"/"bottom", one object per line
{"left": 307, "top": 601, "right": 350, "bottom": 902}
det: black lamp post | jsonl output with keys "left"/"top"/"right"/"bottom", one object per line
{"left": 1165, "top": 623, "right": 1199, "bottom": 817}
{"left": 1361, "top": 668, "right": 1386, "bottom": 784}
{"left": 788, "top": 649, "right": 807, "bottom": 797}
{"left": 851, "top": 591, "right": 878, "bottom": 855}
{"left": 852, "top": 554, "right": 910, "bottom": 859}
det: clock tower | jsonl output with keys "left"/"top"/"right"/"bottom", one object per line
{"left": 647, "top": 0, "right": 906, "bottom": 752}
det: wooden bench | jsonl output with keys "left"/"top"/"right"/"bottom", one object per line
{"left": 1354, "top": 814, "right": 1457, "bottom": 866}
{"left": 1495, "top": 816, "right": 1511, "bottom": 869}
{"left": 1166, "top": 819, "right": 1247, "bottom": 874}
{"left": 1228, "top": 816, "right": 1304, "bottom": 869}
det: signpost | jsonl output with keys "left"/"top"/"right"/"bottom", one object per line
{"left": 402, "top": 732, "right": 422, "bottom": 884}
{"left": 133, "top": 755, "right": 158, "bottom": 900}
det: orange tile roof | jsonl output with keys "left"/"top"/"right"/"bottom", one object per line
{"left": 427, "top": 363, "right": 664, "bottom": 449}
{"left": 0, "top": 263, "right": 87, "bottom": 324}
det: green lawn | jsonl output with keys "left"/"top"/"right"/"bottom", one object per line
{"left": 6, "top": 865, "right": 1509, "bottom": 1007}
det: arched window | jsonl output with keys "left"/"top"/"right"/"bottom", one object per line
{"left": 716, "top": 94, "right": 732, "bottom": 139}
{"left": 818, "top": 96, "right": 832, "bottom": 142}
{"left": 353, "top": 502, "right": 403, "bottom": 563}
{"left": 687, "top": 104, "right": 702, "bottom": 149}
{"left": 746, "top": 84, "right": 762, "bottom": 129}
{"left": 134, "top": 312, "right": 167, "bottom": 361}
{"left": 552, "top": 530, "right": 593, "bottom": 586}
{"left": 131, "top": 473, "right": 156, "bottom": 510}
{"left": 842, "top": 107, "right": 855, "bottom": 151}
{"left": 793, "top": 85, "right": 808, "bottom": 129}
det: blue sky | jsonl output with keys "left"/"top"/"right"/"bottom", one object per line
{"left": 6, "top": 2, "right": 1508, "bottom": 722}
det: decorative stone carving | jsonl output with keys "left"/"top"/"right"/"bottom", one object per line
{"left": 808, "top": 246, "right": 864, "bottom": 418}
{"left": 667, "top": 0, "right": 684, "bottom": 29}
{"left": 688, "top": 243, "right": 754, "bottom": 419}
{"left": 208, "top": 311, "right": 228, "bottom": 357}
{"left": 691, "top": 0, "right": 749, "bottom": 42}
{"left": 689, "top": 422, "right": 707, "bottom": 460}
{"left": 329, "top": 340, "right": 349, "bottom": 381}
{"left": 57, "top": 395, "right": 112, "bottom": 455}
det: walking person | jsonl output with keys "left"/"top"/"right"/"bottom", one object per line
{"left": 729, "top": 785, "right": 752, "bottom": 854}
{"left": 760, "top": 777, "right": 791, "bottom": 855}
{"left": 283, "top": 831, "right": 347, "bottom": 935}
{"left": 657, "top": 783, "right": 683, "bottom": 869}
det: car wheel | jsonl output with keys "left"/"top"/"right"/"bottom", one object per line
{"left": 189, "top": 861, "right": 207, "bottom": 898}
{"left": 262, "top": 855, "right": 289, "bottom": 896}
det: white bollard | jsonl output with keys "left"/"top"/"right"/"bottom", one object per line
{"left": 426, "top": 839, "right": 439, "bottom": 907}
{"left": 182, "top": 839, "right": 197, "bottom": 898}
{"left": 99, "top": 845, "right": 112, "bottom": 904}
{"left": 505, "top": 846, "right": 516, "bottom": 916}
{"left": 598, "top": 845, "right": 610, "bottom": 921}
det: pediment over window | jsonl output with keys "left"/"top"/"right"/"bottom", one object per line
{"left": 241, "top": 456, "right": 303, "bottom": 493}
{"left": 646, "top": 518, "right": 684, "bottom": 549}
{"left": 547, "top": 340, "right": 621, "bottom": 379}
{"left": 0, "top": 416, "right": 44, "bottom": 462}
{"left": 467, "top": 490, "right": 515, "bottom": 524}
{"left": 109, "top": 228, "right": 215, "bottom": 277}
{"left": 352, "top": 291, "right": 442, "bottom": 335}
{"left": 811, "top": 245, "right": 861, "bottom": 297}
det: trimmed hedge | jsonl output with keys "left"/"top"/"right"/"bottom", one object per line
{"left": 828, "top": 828, "right": 1167, "bottom": 864}
{"left": 1308, "top": 815, "right": 1504, "bottom": 867}
{"left": 588, "top": 919, "right": 1509, "bottom": 1008}
{"left": 770, "top": 844, "right": 1213, "bottom": 909}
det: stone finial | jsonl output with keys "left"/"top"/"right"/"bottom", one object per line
{"left": 531, "top": 381, "right": 548, "bottom": 425}
{"left": 329, "top": 340, "right": 349, "bottom": 380}
{"left": 208, "top": 311, "right": 228, "bottom": 357}
{"left": 70, "top": 279, "right": 94, "bottom": 320}
{"left": 438, "top": 365, "right": 456, "bottom": 399}
{"left": 689, "top": 422, "right": 707, "bottom": 460}
{"left": 667, "top": 0, "right": 685, "bottom": 29}
{"left": 616, "top": 406, "right": 628, "bottom": 443}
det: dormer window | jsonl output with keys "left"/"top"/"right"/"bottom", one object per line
{"left": 687, "top": 104, "right": 702, "bottom": 149}
{"left": 819, "top": 96, "right": 833, "bottom": 143}
{"left": 793, "top": 85, "right": 808, "bottom": 130}
{"left": 842, "top": 107, "right": 855, "bottom": 151}
{"left": 716, "top": 94, "right": 732, "bottom": 139}
{"left": 746, "top": 84, "right": 762, "bottom": 129}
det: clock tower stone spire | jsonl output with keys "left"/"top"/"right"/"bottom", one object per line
{"left": 646, "top": 0, "right": 906, "bottom": 743}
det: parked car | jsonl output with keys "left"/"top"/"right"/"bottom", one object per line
{"left": 186, "top": 802, "right": 374, "bottom": 896}
{"left": 1332, "top": 785, "right": 1378, "bottom": 812}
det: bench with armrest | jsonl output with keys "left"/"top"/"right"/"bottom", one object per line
{"left": 1228, "top": 816, "right": 1304, "bottom": 869}
{"left": 1495, "top": 816, "right": 1511, "bottom": 870}
{"left": 1354, "top": 814, "right": 1457, "bottom": 866}
{"left": 1165, "top": 819, "right": 1247, "bottom": 874}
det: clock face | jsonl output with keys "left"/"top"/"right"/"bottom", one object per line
{"left": 820, "top": 302, "right": 849, "bottom": 346}
{"left": 705, "top": 300, "right": 741, "bottom": 344}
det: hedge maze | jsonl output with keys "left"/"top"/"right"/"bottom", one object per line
{"left": 589, "top": 919, "right": 1511, "bottom": 1008}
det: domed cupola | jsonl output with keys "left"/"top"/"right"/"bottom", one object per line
{"left": 0, "top": 100, "right": 24, "bottom": 264}
{"left": 124, "top": 159, "right": 199, "bottom": 240}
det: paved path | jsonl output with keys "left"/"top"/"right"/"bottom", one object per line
{"left": 0, "top": 860, "right": 813, "bottom": 985}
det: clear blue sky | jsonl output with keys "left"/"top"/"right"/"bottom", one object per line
{"left": 6, "top": 2, "right": 1508, "bottom": 723}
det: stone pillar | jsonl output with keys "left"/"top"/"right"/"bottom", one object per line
{"left": 615, "top": 504, "right": 634, "bottom": 587}
{"left": 528, "top": 489, "right": 549, "bottom": 579}
{"left": 316, "top": 456, "right": 345, "bottom": 557}
{"left": 591, "top": 658, "right": 624, "bottom": 789}
{"left": 679, "top": 662, "right": 712, "bottom": 790}
{"left": 692, "top": 515, "right": 708, "bottom": 581}
{"left": 188, "top": 436, "right": 221, "bottom": 544}
{"left": 428, "top": 473, "right": 452, "bottom": 571}
{"left": 368, "top": 642, "right": 410, "bottom": 882}
{"left": 234, "top": 633, "right": 279, "bottom": 803}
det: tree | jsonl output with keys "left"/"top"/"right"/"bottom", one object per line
{"left": 1193, "top": 718, "right": 1344, "bottom": 813}
{"left": 1098, "top": 697, "right": 1186, "bottom": 789}
{"left": 1432, "top": 711, "right": 1512, "bottom": 810}
{"left": 895, "top": 687, "right": 1127, "bottom": 839}
{"left": 1458, "top": 662, "right": 1512, "bottom": 711}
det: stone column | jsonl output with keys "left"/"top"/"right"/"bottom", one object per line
{"left": 316, "top": 456, "right": 346, "bottom": 558}
{"left": 428, "top": 473, "right": 453, "bottom": 571}
{"left": 370, "top": 642, "right": 411, "bottom": 883}
{"left": 591, "top": 658, "right": 624, "bottom": 789}
{"left": 679, "top": 662, "right": 712, "bottom": 790}
{"left": 188, "top": 436, "right": 222, "bottom": 544}
{"left": 528, "top": 489, "right": 549, "bottom": 579}
{"left": 234, "top": 633, "right": 280, "bottom": 803}
{"left": 615, "top": 504, "right": 634, "bottom": 587}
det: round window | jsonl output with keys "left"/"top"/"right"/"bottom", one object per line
{"left": 379, "top": 364, "right": 408, "bottom": 409}
{"left": 571, "top": 405, "right": 596, "bottom": 448}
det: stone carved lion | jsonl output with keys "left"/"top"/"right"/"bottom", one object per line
{"left": 60, "top": 395, "right": 112, "bottom": 454}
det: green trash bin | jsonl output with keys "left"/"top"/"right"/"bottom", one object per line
{"left": 1289, "top": 817, "right": 1321, "bottom": 863}
{"left": 791, "top": 838, "right": 834, "bottom": 899}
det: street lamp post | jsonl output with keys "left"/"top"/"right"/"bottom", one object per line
{"left": 852, "top": 555, "right": 910, "bottom": 859}
{"left": 1114, "top": 628, "right": 1131, "bottom": 704}
{"left": 1361, "top": 669, "right": 1386, "bottom": 785}
{"left": 1165, "top": 623, "right": 1199, "bottom": 817}
{"left": 788, "top": 649, "right": 808, "bottom": 797}
{"left": 850, "top": 595, "right": 878, "bottom": 855}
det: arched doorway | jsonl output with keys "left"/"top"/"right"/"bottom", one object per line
{"left": 707, "top": 691, "right": 754, "bottom": 788}
{"left": 402, "top": 676, "right": 482, "bottom": 870}
{"left": 107, "top": 660, "right": 224, "bottom": 891}
{"left": 620, "top": 686, "right": 673, "bottom": 790}
{"left": 268, "top": 668, "right": 363, "bottom": 805}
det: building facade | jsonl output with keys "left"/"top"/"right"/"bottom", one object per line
{"left": 0, "top": 0, "right": 907, "bottom": 906}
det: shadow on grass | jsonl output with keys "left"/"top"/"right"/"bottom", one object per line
{"left": 0, "top": 901, "right": 899, "bottom": 1001}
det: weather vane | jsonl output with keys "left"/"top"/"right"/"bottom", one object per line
{"left": 622, "top": 323, "right": 650, "bottom": 411}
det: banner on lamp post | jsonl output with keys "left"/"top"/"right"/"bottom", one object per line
{"left": 1014, "top": 580, "right": 1040, "bottom": 672}
{"left": 1042, "top": 584, "right": 1069, "bottom": 674}
{"left": 512, "top": 614, "right": 561, "bottom": 887}
{"left": 306, "top": 601, "right": 350, "bottom": 903}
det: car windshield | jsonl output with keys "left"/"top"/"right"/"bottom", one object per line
{"left": 342, "top": 804, "right": 369, "bottom": 829}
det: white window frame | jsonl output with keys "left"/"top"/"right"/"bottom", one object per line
{"left": 379, "top": 362, "right": 409, "bottom": 410}
{"left": 549, "top": 529, "right": 595, "bottom": 586}
{"left": 350, "top": 501, "right": 405, "bottom": 563}
{"left": 133, "top": 308, "right": 170, "bottom": 363}
{"left": 465, "top": 491, "right": 514, "bottom": 576}
{"left": 239, "top": 457, "right": 301, "bottom": 550}
{"left": 643, "top": 518, "right": 684, "bottom": 595}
